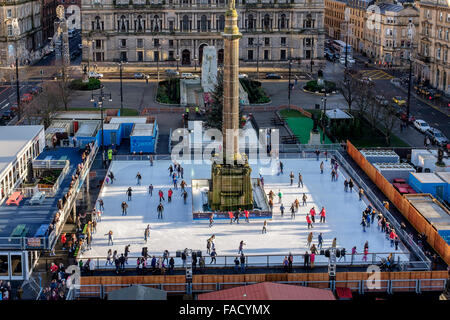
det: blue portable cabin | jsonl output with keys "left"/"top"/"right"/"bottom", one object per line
{"left": 435, "top": 172, "right": 450, "bottom": 204}
{"left": 408, "top": 172, "right": 449, "bottom": 204}
{"left": 108, "top": 116, "right": 149, "bottom": 140}
{"left": 129, "top": 122, "right": 158, "bottom": 154}
{"left": 100, "top": 123, "right": 122, "bottom": 146}
{"left": 74, "top": 121, "right": 100, "bottom": 147}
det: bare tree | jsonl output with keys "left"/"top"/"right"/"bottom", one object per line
{"left": 25, "top": 82, "right": 63, "bottom": 128}
{"left": 338, "top": 74, "right": 358, "bottom": 113}
{"left": 379, "top": 103, "right": 397, "bottom": 146}
{"left": 54, "top": 64, "right": 74, "bottom": 111}
{"left": 353, "top": 79, "right": 376, "bottom": 118}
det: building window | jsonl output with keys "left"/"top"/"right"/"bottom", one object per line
{"left": 169, "top": 40, "right": 174, "bottom": 48}
{"left": 218, "top": 15, "right": 225, "bottom": 31}
{"left": 152, "top": 15, "right": 160, "bottom": 32}
{"left": 137, "top": 39, "right": 143, "bottom": 48}
{"left": 169, "top": 50, "right": 174, "bottom": 60}
{"left": 264, "top": 37, "right": 270, "bottom": 46}
{"left": 437, "top": 47, "right": 441, "bottom": 60}
{"left": 154, "top": 39, "right": 159, "bottom": 47}
{"left": 137, "top": 51, "right": 143, "bottom": 62}
{"left": 247, "top": 14, "right": 255, "bottom": 30}
{"left": 154, "top": 51, "right": 159, "bottom": 61}
{"left": 182, "top": 15, "right": 189, "bottom": 32}
{"left": 280, "top": 49, "right": 286, "bottom": 60}
{"left": 169, "top": 20, "right": 174, "bottom": 32}
{"left": 120, "top": 51, "right": 127, "bottom": 61}
{"left": 135, "top": 15, "right": 145, "bottom": 32}
{"left": 279, "top": 14, "right": 287, "bottom": 29}
{"left": 281, "top": 37, "right": 286, "bottom": 46}
{"left": 6, "top": 9, "right": 12, "bottom": 18}
{"left": 248, "top": 49, "right": 254, "bottom": 60}
{"left": 248, "top": 38, "right": 254, "bottom": 46}
{"left": 95, "top": 40, "right": 102, "bottom": 49}
{"left": 264, "top": 49, "right": 269, "bottom": 60}
{"left": 263, "top": 14, "right": 271, "bottom": 30}
{"left": 119, "top": 15, "right": 128, "bottom": 32}
{"left": 120, "top": 39, "right": 127, "bottom": 48}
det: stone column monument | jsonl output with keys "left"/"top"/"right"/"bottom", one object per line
{"left": 208, "top": 0, "right": 253, "bottom": 211}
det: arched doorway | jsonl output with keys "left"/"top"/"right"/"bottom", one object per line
{"left": 199, "top": 43, "right": 208, "bottom": 65}
{"left": 218, "top": 49, "right": 224, "bottom": 65}
{"left": 182, "top": 49, "right": 191, "bottom": 65}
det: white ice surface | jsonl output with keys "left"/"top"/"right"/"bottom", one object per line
{"left": 80, "top": 159, "right": 409, "bottom": 266}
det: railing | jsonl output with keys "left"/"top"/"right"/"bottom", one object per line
{"left": 71, "top": 278, "right": 448, "bottom": 299}
{"left": 333, "top": 150, "right": 432, "bottom": 270}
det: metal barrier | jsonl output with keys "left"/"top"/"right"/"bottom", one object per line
{"left": 361, "top": 279, "right": 390, "bottom": 294}
{"left": 390, "top": 279, "right": 419, "bottom": 294}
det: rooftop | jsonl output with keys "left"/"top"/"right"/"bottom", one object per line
{"left": 405, "top": 194, "right": 450, "bottom": 234}
{"left": 411, "top": 172, "right": 447, "bottom": 184}
{"left": 109, "top": 117, "right": 148, "bottom": 124}
{"left": 0, "top": 125, "right": 44, "bottom": 179}
{"left": 130, "top": 123, "right": 155, "bottom": 136}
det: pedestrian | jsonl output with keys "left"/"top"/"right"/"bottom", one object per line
{"left": 344, "top": 179, "right": 348, "bottom": 192}
{"left": 126, "top": 187, "right": 132, "bottom": 201}
{"left": 209, "top": 212, "right": 214, "bottom": 227}
{"left": 158, "top": 189, "right": 165, "bottom": 202}
{"left": 361, "top": 217, "right": 367, "bottom": 232}
{"left": 228, "top": 211, "right": 233, "bottom": 224}
{"left": 307, "top": 232, "right": 313, "bottom": 248}
{"left": 318, "top": 233, "right": 323, "bottom": 249}
{"left": 290, "top": 171, "right": 294, "bottom": 185}
{"left": 288, "top": 253, "right": 293, "bottom": 273}
{"left": 121, "top": 201, "right": 128, "bottom": 216}
{"left": 359, "top": 188, "right": 364, "bottom": 201}
{"left": 168, "top": 188, "right": 173, "bottom": 202}
{"left": 283, "top": 256, "right": 289, "bottom": 273}
{"left": 310, "top": 252, "right": 315, "bottom": 269}
{"left": 169, "top": 257, "right": 174, "bottom": 274}
{"left": 157, "top": 203, "right": 164, "bottom": 219}
{"left": 302, "top": 193, "right": 307, "bottom": 206}
{"left": 148, "top": 184, "right": 153, "bottom": 196}
{"left": 144, "top": 225, "right": 150, "bottom": 243}
{"left": 106, "top": 230, "right": 113, "bottom": 246}
{"left": 244, "top": 209, "right": 249, "bottom": 223}
{"left": 234, "top": 209, "right": 240, "bottom": 224}
{"left": 238, "top": 240, "right": 246, "bottom": 254}
{"left": 351, "top": 246, "right": 357, "bottom": 265}
{"left": 119, "top": 254, "right": 126, "bottom": 271}
{"left": 349, "top": 179, "right": 354, "bottom": 192}
{"left": 210, "top": 248, "right": 217, "bottom": 264}
{"left": 149, "top": 154, "right": 153, "bottom": 166}
{"left": 309, "top": 207, "right": 316, "bottom": 223}
{"left": 277, "top": 190, "right": 282, "bottom": 203}
{"left": 320, "top": 161, "right": 324, "bottom": 174}
{"left": 182, "top": 190, "right": 188, "bottom": 204}
{"left": 304, "top": 251, "right": 310, "bottom": 269}
{"left": 262, "top": 220, "right": 267, "bottom": 234}
{"left": 106, "top": 249, "right": 112, "bottom": 266}
{"left": 114, "top": 257, "right": 120, "bottom": 274}
{"left": 280, "top": 203, "right": 285, "bottom": 217}
{"left": 290, "top": 203, "right": 295, "bottom": 219}
{"left": 98, "top": 199, "right": 104, "bottom": 211}
{"left": 298, "top": 173, "right": 303, "bottom": 188}
{"left": 136, "top": 172, "right": 142, "bottom": 185}
{"left": 234, "top": 256, "right": 240, "bottom": 273}
{"left": 306, "top": 214, "right": 313, "bottom": 229}
{"left": 319, "top": 206, "right": 326, "bottom": 223}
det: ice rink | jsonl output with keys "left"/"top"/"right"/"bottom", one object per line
{"left": 80, "top": 158, "right": 409, "bottom": 265}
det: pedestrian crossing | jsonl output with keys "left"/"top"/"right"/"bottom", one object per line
{"left": 359, "top": 69, "right": 395, "bottom": 80}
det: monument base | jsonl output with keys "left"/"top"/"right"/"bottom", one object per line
{"left": 209, "top": 161, "right": 253, "bottom": 211}
{"left": 82, "top": 73, "right": 89, "bottom": 83}
{"left": 308, "top": 131, "right": 321, "bottom": 145}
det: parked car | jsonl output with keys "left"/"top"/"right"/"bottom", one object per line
{"left": 88, "top": 71, "right": 103, "bottom": 79}
{"left": 425, "top": 128, "right": 448, "bottom": 146}
{"left": 181, "top": 73, "right": 198, "bottom": 79}
{"left": 426, "top": 89, "right": 441, "bottom": 100}
{"left": 134, "top": 72, "right": 146, "bottom": 79}
{"left": 1, "top": 109, "right": 15, "bottom": 121}
{"left": 30, "top": 86, "right": 43, "bottom": 95}
{"left": 265, "top": 73, "right": 282, "bottom": 79}
{"left": 238, "top": 73, "right": 248, "bottom": 79}
{"left": 165, "top": 69, "right": 179, "bottom": 76}
{"left": 413, "top": 119, "right": 431, "bottom": 133}
{"left": 392, "top": 96, "right": 406, "bottom": 106}
{"left": 340, "top": 56, "right": 355, "bottom": 65}
{"left": 20, "top": 93, "right": 33, "bottom": 103}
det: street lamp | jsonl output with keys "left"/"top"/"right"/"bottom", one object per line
{"left": 155, "top": 43, "right": 161, "bottom": 82}
{"left": 90, "top": 85, "right": 112, "bottom": 168}
{"left": 405, "top": 22, "right": 415, "bottom": 124}
{"left": 118, "top": 60, "right": 125, "bottom": 116}
{"left": 194, "top": 54, "right": 198, "bottom": 72}
{"left": 288, "top": 60, "right": 293, "bottom": 109}
{"left": 321, "top": 95, "right": 328, "bottom": 144}
{"left": 256, "top": 36, "right": 263, "bottom": 81}
{"left": 5, "top": 18, "right": 22, "bottom": 121}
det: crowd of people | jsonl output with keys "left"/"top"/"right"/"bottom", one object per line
{"left": 38, "top": 262, "right": 74, "bottom": 300}
{"left": 0, "top": 280, "right": 12, "bottom": 300}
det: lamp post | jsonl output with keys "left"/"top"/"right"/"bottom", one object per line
{"left": 256, "top": 36, "right": 262, "bottom": 81}
{"left": 321, "top": 96, "right": 328, "bottom": 144}
{"left": 288, "top": 59, "right": 292, "bottom": 109}
{"left": 155, "top": 43, "right": 161, "bottom": 82}
{"left": 194, "top": 54, "right": 198, "bottom": 72}
{"left": 6, "top": 18, "right": 22, "bottom": 122}
{"left": 406, "top": 22, "right": 415, "bottom": 124}
{"left": 90, "top": 85, "right": 112, "bottom": 168}
{"left": 118, "top": 60, "right": 124, "bottom": 116}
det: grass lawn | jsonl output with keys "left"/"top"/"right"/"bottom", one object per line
{"left": 280, "top": 109, "right": 332, "bottom": 144}
{"left": 67, "top": 107, "right": 139, "bottom": 116}
{"left": 348, "top": 121, "right": 410, "bottom": 148}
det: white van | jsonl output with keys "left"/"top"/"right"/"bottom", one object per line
{"left": 181, "top": 73, "right": 198, "bottom": 79}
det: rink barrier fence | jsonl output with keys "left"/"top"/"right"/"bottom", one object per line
{"left": 69, "top": 271, "right": 448, "bottom": 299}
{"left": 346, "top": 140, "right": 450, "bottom": 266}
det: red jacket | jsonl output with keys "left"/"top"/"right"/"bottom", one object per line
{"left": 244, "top": 210, "right": 249, "bottom": 218}
{"left": 168, "top": 190, "right": 173, "bottom": 197}
{"left": 61, "top": 234, "right": 66, "bottom": 244}
{"left": 306, "top": 216, "right": 312, "bottom": 224}
{"left": 389, "top": 231, "right": 396, "bottom": 240}
{"left": 310, "top": 208, "right": 316, "bottom": 216}
{"left": 320, "top": 208, "right": 326, "bottom": 217}
{"left": 228, "top": 211, "right": 233, "bottom": 219}
{"left": 50, "top": 264, "right": 58, "bottom": 273}
{"left": 159, "top": 191, "right": 163, "bottom": 197}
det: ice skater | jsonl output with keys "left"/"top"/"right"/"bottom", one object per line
{"left": 361, "top": 217, "right": 367, "bottom": 232}
{"left": 136, "top": 172, "right": 142, "bottom": 185}
{"left": 319, "top": 207, "right": 326, "bottom": 223}
{"left": 209, "top": 212, "right": 214, "bottom": 227}
{"left": 320, "top": 161, "right": 324, "bottom": 174}
{"left": 182, "top": 190, "right": 188, "bottom": 204}
{"left": 228, "top": 211, "right": 233, "bottom": 224}
{"left": 306, "top": 232, "right": 313, "bottom": 248}
{"left": 290, "top": 171, "right": 294, "bottom": 185}
{"left": 277, "top": 190, "right": 282, "bottom": 203}
{"left": 318, "top": 233, "right": 323, "bottom": 249}
{"left": 148, "top": 184, "right": 153, "bottom": 196}
{"left": 126, "top": 187, "right": 133, "bottom": 201}
{"left": 309, "top": 207, "right": 316, "bottom": 223}
{"left": 290, "top": 203, "right": 295, "bottom": 219}
{"left": 121, "top": 201, "right": 128, "bottom": 216}
{"left": 298, "top": 173, "right": 303, "bottom": 188}
{"left": 280, "top": 203, "right": 285, "bottom": 217}
{"left": 233, "top": 209, "right": 240, "bottom": 224}
{"left": 359, "top": 188, "right": 364, "bottom": 200}
{"left": 158, "top": 189, "right": 165, "bottom": 202}
{"left": 157, "top": 203, "right": 164, "bottom": 219}
{"left": 108, "top": 171, "right": 115, "bottom": 184}
{"left": 149, "top": 154, "right": 153, "bottom": 166}
{"left": 168, "top": 164, "right": 173, "bottom": 176}
{"left": 98, "top": 199, "right": 104, "bottom": 211}
{"left": 238, "top": 241, "right": 246, "bottom": 254}
{"left": 349, "top": 179, "right": 354, "bottom": 192}
{"left": 279, "top": 161, "right": 284, "bottom": 174}
{"left": 144, "top": 225, "right": 150, "bottom": 243}
{"left": 344, "top": 179, "right": 349, "bottom": 192}
{"left": 306, "top": 214, "right": 313, "bottom": 229}
{"left": 168, "top": 188, "right": 173, "bottom": 202}
{"left": 244, "top": 209, "right": 250, "bottom": 223}
{"left": 106, "top": 230, "right": 114, "bottom": 246}
{"left": 302, "top": 193, "right": 307, "bottom": 206}
{"left": 180, "top": 180, "right": 187, "bottom": 192}
{"left": 262, "top": 220, "right": 267, "bottom": 234}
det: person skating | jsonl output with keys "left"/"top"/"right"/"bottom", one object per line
{"left": 289, "top": 171, "right": 294, "bottom": 185}
{"left": 119, "top": 254, "right": 126, "bottom": 272}
{"left": 277, "top": 190, "right": 282, "bottom": 203}
{"left": 309, "top": 206, "right": 316, "bottom": 223}
{"left": 144, "top": 225, "right": 150, "bottom": 243}
{"left": 290, "top": 203, "right": 296, "bottom": 219}
{"left": 108, "top": 171, "right": 115, "bottom": 184}
{"left": 394, "top": 235, "right": 399, "bottom": 250}
{"left": 124, "top": 244, "right": 130, "bottom": 265}
{"left": 238, "top": 240, "right": 246, "bottom": 254}
{"left": 136, "top": 172, "right": 142, "bottom": 185}
{"left": 148, "top": 184, "right": 153, "bottom": 196}
{"left": 180, "top": 180, "right": 187, "bottom": 192}
{"left": 332, "top": 237, "right": 337, "bottom": 248}
{"left": 349, "top": 179, "right": 354, "bottom": 192}
{"left": 168, "top": 188, "right": 173, "bottom": 202}
{"left": 307, "top": 232, "right": 313, "bottom": 248}
{"left": 240, "top": 253, "right": 246, "bottom": 273}
{"left": 106, "top": 249, "right": 112, "bottom": 266}
{"left": 318, "top": 233, "right": 323, "bottom": 249}
{"left": 310, "top": 243, "right": 318, "bottom": 255}
{"left": 244, "top": 209, "right": 249, "bottom": 223}
{"left": 298, "top": 173, "right": 303, "bottom": 188}
{"left": 121, "top": 201, "right": 128, "bottom": 216}
{"left": 294, "top": 198, "right": 300, "bottom": 210}
{"left": 306, "top": 214, "right": 313, "bottom": 229}
{"left": 389, "top": 229, "right": 397, "bottom": 247}
{"left": 262, "top": 220, "right": 267, "bottom": 234}
{"left": 268, "top": 190, "right": 274, "bottom": 201}
{"left": 351, "top": 246, "right": 357, "bottom": 265}
{"left": 210, "top": 248, "right": 217, "bottom": 264}
{"left": 279, "top": 161, "right": 284, "bottom": 174}
{"left": 149, "top": 154, "right": 154, "bottom": 166}
{"left": 234, "top": 209, "right": 240, "bottom": 224}
{"left": 98, "top": 199, "right": 104, "bottom": 211}
{"left": 126, "top": 187, "right": 132, "bottom": 201}
{"left": 331, "top": 169, "right": 336, "bottom": 181}
{"left": 157, "top": 203, "right": 164, "bottom": 219}
{"left": 228, "top": 211, "right": 233, "bottom": 224}
{"left": 158, "top": 189, "right": 165, "bottom": 202}
{"left": 304, "top": 251, "right": 310, "bottom": 269}
{"left": 320, "top": 161, "right": 324, "bottom": 174}
{"left": 344, "top": 179, "right": 349, "bottom": 192}
{"left": 315, "top": 150, "right": 320, "bottom": 161}
{"left": 168, "top": 165, "right": 173, "bottom": 176}
{"left": 209, "top": 212, "right": 214, "bottom": 227}
{"left": 268, "top": 199, "right": 274, "bottom": 212}
{"left": 302, "top": 193, "right": 307, "bottom": 206}
{"left": 280, "top": 203, "right": 285, "bottom": 217}
{"left": 182, "top": 190, "right": 188, "bottom": 204}
{"left": 319, "top": 207, "right": 326, "bottom": 223}
{"left": 359, "top": 188, "right": 364, "bottom": 200}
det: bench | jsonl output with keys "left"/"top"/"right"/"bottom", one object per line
{"left": 34, "top": 224, "right": 49, "bottom": 237}
{"left": 6, "top": 191, "right": 23, "bottom": 206}
{"left": 30, "top": 191, "right": 46, "bottom": 205}
{"left": 10, "top": 224, "right": 28, "bottom": 237}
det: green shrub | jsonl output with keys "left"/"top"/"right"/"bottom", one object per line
{"left": 69, "top": 78, "right": 101, "bottom": 91}
{"left": 304, "top": 80, "right": 336, "bottom": 93}
{"left": 156, "top": 79, "right": 180, "bottom": 104}
{"left": 239, "top": 79, "right": 270, "bottom": 104}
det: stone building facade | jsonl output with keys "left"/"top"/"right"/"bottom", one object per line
{"left": 415, "top": 0, "right": 449, "bottom": 94}
{"left": 324, "top": 0, "right": 346, "bottom": 40}
{"left": 0, "top": 0, "right": 43, "bottom": 66}
{"left": 80, "top": 0, "right": 325, "bottom": 70}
